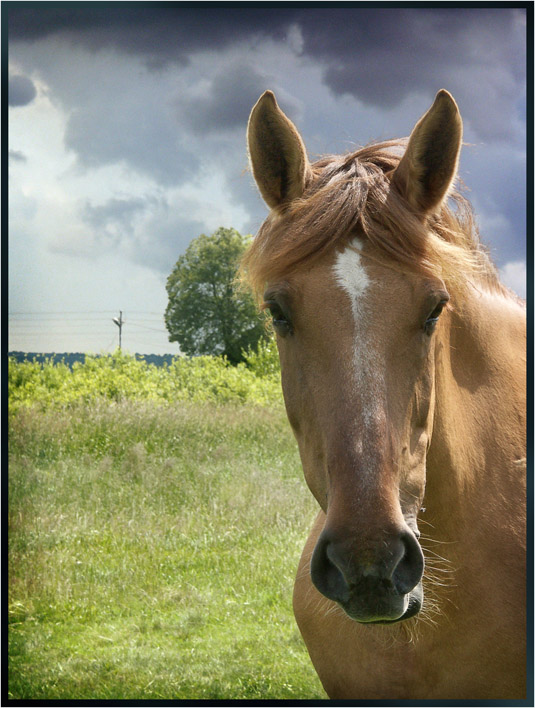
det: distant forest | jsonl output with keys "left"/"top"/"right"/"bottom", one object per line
{"left": 9, "top": 352, "right": 178, "bottom": 368}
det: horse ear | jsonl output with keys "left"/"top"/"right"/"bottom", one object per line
{"left": 247, "top": 90, "right": 311, "bottom": 209}
{"left": 391, "top": 90, "right": 463, "bottom": 215}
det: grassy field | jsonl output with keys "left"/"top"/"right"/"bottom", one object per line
{"left": 8, "top": 398, "right": 325, "bottom": 700}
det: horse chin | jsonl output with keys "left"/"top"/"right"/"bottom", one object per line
{"left": 342, "top": 583, "right": 424, "bottom": 625}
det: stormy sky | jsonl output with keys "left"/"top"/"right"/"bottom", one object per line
{"left": 8, "top": 5, "right": 527, "bottom": 354}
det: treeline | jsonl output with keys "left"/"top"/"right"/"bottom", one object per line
{"left": 9, "top": 352, "right": 177, "bottom": 369}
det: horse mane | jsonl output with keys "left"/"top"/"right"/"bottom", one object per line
{"left": 241, "top": 140, "right": 514, "bottom": 303}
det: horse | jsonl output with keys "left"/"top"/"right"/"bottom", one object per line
{"left": 241, "top": 89, "right": 526, "bottom": 700}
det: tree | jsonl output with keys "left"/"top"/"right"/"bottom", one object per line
{"left": 165, "top": 227, "right": 268, "bottom": 364}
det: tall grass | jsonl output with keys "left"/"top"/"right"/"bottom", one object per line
{"left": 8, "top": 398, "right": 325, "bottom": 700}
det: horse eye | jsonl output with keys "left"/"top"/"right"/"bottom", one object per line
{"left": 273, "top": 317, "right": 292, "bottom": 337}
{"left": 424, "top": 299, "right": 448, "bottom": 336}
{"left": 264, "top": 301, "right": 293, "bottom": 337}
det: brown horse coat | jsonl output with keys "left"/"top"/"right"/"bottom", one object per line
{"left": 244, "top": 90, "right": 526, "bottom": 700}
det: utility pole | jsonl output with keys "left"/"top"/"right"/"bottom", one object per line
{"left": 112, "top": 311, "right": 123, "bottom": 351}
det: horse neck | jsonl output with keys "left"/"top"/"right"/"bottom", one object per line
{"left": 425, "top": 283, "right": 526, "bottom": 540}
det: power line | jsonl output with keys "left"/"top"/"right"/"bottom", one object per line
{"left": 8, "top": 320, "right": 156, "bottom": 325}
{"left": 9, "top": 310, "right": 165, "bottom": 316}
{"left": 9, "top": 317, "right": 156, "bottom": 322}
{"left": 127, "top": 323, "right": 167, "bottom": 333}
{"left": 8, "top": 308, "right": 175, "bottom": 354}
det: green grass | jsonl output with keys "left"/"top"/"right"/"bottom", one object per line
{"left": 8, "top": 400, "right": 325, "bottom": 700}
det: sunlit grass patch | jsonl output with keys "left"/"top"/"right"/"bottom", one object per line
{"left": 8, "top": 400, "right": 324, "bottom": 700}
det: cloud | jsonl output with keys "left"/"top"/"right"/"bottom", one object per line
{"left": 179, "top": 63, "right": 271, "bottom": 135}
{"left": 8, "top": 6, "right": 525, "bottom": 144}
{"left": 80, "top": 195, "right": 151, "bottom": 249}
{"left": 76, "top": 192, "right": 208, "bottom": 273}
{"left": 63, "top": 83, "right": 200, "bottom": 186}
{"left": 460, "top": 142, "right": 526, "bottom": 266}
{"left": 298, "top": 8, "right": 525, "bottom": 142}
{"left": 11, "top": 44, "right": 200, "bottom": 186}
{"left": 7, "top": 7, "right": 297, "bottom": 66}
{"left": 499, "top": 260, "right": 526, "bottom": 299}
{"left": 9, "top": 74, "right": 37, "bottom": 106}
{"left": 82, "top": 196, "right": 148, "bottom": 229}
{"left": 131, "top": 212, "right": 207, "bottom": 273}
{"left": 178, "top": 61, "right": 306, "bottom": 141}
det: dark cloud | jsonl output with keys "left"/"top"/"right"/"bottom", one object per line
{"left": 460, "top": 146, "right": 526, "bottom": 265}
{"left": 299, "top": 9, "right": 523, "bottom": 96}
{"left": 298, "top": 8, "right": 525, "bottom": 142}
{"left": 8, "top": 7, "right": 297, "bottom": 65}
{"left": 9, "top": 6, "right": 525, "bottom": 142}
{"left": 180, "top": 64, "right": 271, "bottom": 135}
{"left": 9, "top": 74, "right": 37, "bottom": 106}
{"left": 64, "top": 101, "right": 199, "bottom": 186}
{"left": 82, "top": 196, "right": 149, "bottom": 231}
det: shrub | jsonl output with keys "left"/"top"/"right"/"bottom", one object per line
{"left": 8, "top": 350, "right": 282, "bottom": 411}
{"left": 244, "top": 337, "right": 280, "bottom": 378}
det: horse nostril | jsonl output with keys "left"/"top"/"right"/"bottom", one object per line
{"left": 310, "top": 527, "right": 424, "bottom": 610}
{"left": 310, "top": 533, "right": 351, "bottom": 604}
{"left": 392, "top": 530, "right": 425, "bottom": 595}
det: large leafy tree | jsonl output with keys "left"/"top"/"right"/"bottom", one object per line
{"left": 165, "top": 227, "right": 267, "bottom": 364}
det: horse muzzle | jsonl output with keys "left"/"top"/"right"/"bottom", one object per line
{"left": 310, "top": 526, "right": 425, "bottom": 623}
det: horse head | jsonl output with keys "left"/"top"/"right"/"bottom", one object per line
{"left": 245, "top": 90, "right": 463, "bottom": 624}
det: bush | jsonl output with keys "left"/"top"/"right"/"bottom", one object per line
{"left": 8, "top": 350, "right": 282, "bottom": 411}
{"left": 244, "top": 337, "right": 280, "bottom": 377}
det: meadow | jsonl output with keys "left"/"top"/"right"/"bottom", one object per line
{"left": 8, "top": 352, "right": 326, "bottom": 700}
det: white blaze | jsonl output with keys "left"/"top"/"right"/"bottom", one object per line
{"left": 333, "top": 239, "right": 370, "bottom": 317}
{"left": 333, "top": 239, "right": 384, "bottom": 435}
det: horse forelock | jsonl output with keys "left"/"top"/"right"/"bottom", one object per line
{"left": 241, "top": 140, "right": 515, "bottom": 303}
